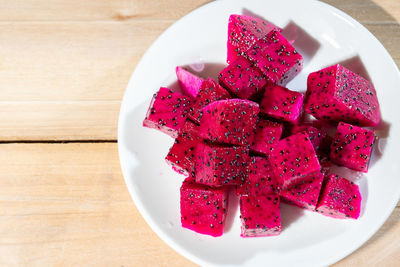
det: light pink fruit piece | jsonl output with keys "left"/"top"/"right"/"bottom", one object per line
{"left": 176, "top": 66, "right": 204, "bottom": 99}
{"left": 143, "top": 87, "right": 190, "bottom": 138}
{"left": 260, "top": 84, "right": 304, "bottom": 123}
{"left": 270, "top": 131, "right": 321, "bottom": 190}
{"left": 227, "top": 14, "right": 279, "bottom": 64}
{"left": 279, "top": 171, "right": 324, "bottom": 210}
{"left": 165, "top": 120, "right": 200, "bottom": 176}
{"left": 198, "top": 99, "right": 260, "bottom": 146}
{"left": 195, "top": 143, "right": 249, "bottom": 186}
{"left": 240, "top": 194, "right": 281, "bottom": 237}
{"left": 304, "top": 64, "right": 380, "bottom": 126}
{"left": 316, "top": 174, "right": 361, "bottom": 219}
{"left": 188, "top": 78, "right": 231, "bottom": 124}
{"left": 250, "top": 119, "right": 283, "bottom": 156}
{"left": 245, "top": 29, "right": 303, "bottom": 86}
{"left": 218, "top": 56, "right": 267, "bottom": 99}
{"left": 180, "top": 178, "right": 229, "bottom": 237}
{"left": 330, "top": 122, "right": 375, "bottom": 173}
{"left": 236, "top": 156, "right": 277, "bottom": 196}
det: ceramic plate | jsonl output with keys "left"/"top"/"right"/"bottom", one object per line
{"left": 118, "top": 0, "right": 400, "bottom": 265}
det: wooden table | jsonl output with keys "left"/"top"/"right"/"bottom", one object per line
{"left": 0, "top": 0, "right": 398, "bottom": 266}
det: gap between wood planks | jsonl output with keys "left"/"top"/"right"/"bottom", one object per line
{"left": 0, "top": 139, "right": 117, "bottom": 144}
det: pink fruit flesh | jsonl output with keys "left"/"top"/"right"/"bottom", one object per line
{"left": 180, "top": 178, "right": 229, "bottom": 236}
{"left": 316, "top": 174, "right": 361, "bottom": 219}
{"left": 176, "top": 66, "right": 204, "bottom": 99}
{"left": 330, "top": 122, "right": 375, "bottom": 173}
{"left": 290, "top": 124, "right": 332, "bottom": 156}
{"left": 143, "top": 87, "right": 190, "bottom": 138}
{"left": 250, "top": 119, "right": 283, "bottom": 156}
{"left": 198, "top": 99, "right": 260, "bottom": 146}
{"left": 240, "top": 194, "right": 281, "bottom": 237}
{"left": 304, "top": 64, "right": 380, "bottom": 126}
{"left": 260, "top": 84, "right": 304, "bottom": 123}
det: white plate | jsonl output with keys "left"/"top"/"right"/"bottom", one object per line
{"left": 118, "top": 0, "right": 400, "bottom": 266}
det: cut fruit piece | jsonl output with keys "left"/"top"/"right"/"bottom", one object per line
{"left": 236, "top": 156, "right": 277, "bottom": 196}
{"left": 195, "top": 143, "right": 249, "bottom": 187}
{"left": 218, "top": 56, "right": 267, "bottom": 99}
{"left": 330, "top": 122, "right": 375, "bottom": 173}
{"left": 180, "top": 178, "right": 229, "bottom": 237}
{"left": 316, "top": 174, "right": 361, "bottom": 219}
{"left": 227, "top": 14, "right": 279, "bottom": 64}
{"left": 290, "top": 124, "right": 332, "bottom": 156}
{"left": 188, "top": 78, "right": 231, "bottom": 124}
{"left": 250, "top": 119, "right": 283, "bottom": 156}
{"left": 143, "top": 87, "right": 190, "bottom": 138}
{"left": 260, "top": 84, "right": 304, "bottom": 123}
{"left": 240, "top": 193, "right": 281, "bottom": 237}
{"left": 245, "top": 29, "right": 303, "bottom": 86}
{"left": 176, "top": 66, "right": 203, "bottom": 99}
{"left": 198, "top": 99, "right": 260, "bottom": 146}
{"left": 270, "top": 131, "right": 321, "bottom": 190}
{"left": 165, "top": 120, "right": 200, "bottom": 176}
{"left": 279, "top": 171, "right": 324, "bottom": 210}
{"left": 304, "top": 64, "right": 380, "bottom": 126}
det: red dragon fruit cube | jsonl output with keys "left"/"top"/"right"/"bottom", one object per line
{"left": 240, "top": 194, "right": 281, "bottom": 237}
{"left": 260, "top": 84, "right": 304, "bottom": 123}
{"left": 195, "top": 143, "right": 249, "bottom": 187}
{"left": 250, "top": 119, "right": 283, "bottom": 156}
{"left": 279, "top": 171, "right": 324, "bottom": 210}
{"left": 227, "top": 14, "right": 279, "bottom": 64}
{"left": 236, "top": 156, "right": 277, "bottom": 196}
{"left": 270, "top": 131, "right": 321, "bottom": 190}
{"left": 218, "top": 56, "right": 267, "bottom": 99}
{"left": 143, "top": 87, "right": 190, "bottom": 138}
{"left": 291, "top": 124, "right": 332, "bottom": 156}
{"left": 316, "top": 174, "right": 361, "bottom": 219}
{"left": 330, "top": 122, "right": 375, "bottom": 172}
{"left": 188, "top": 78, "right": 231, "bottom": 123}
{"left": 176, "top": 66, "right": 204, "bottom": 99}
{"left": 304, "top": 64, "right": 380, "bottom": 126}
{"left": 165, "top": 120, "right": 200, "bottom": 176}
{"left": 198, "top": 99, "right": 260, "bottom": 146}
{"left": 245, "top": 29, "right": 303, "bottom": 86}
{"left": 180, "top": 178, "right": 229, "bottom": 237}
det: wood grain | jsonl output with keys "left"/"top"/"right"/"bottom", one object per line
{"left": 0, "top": 143, "right": 194, "bottom": 266}
{"left": 0, "top": 0, "right": 397, "bottom": 140}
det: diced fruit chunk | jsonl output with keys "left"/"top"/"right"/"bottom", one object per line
{"left": 198, "top": 99, "right": 260, "bottom": 146}
{"left": 176, "top": 66, "right": 203, "bottom": 99}
{"left": 227, "top": 14, "right": 279, "bottom": 64}
{"left": 236, "top": 157, "right": 277, "bottom": 196}
{"left": 240, "top": 194, "right": 281, "bottom": 237}
{"left": 260, "top": 84, "right": 304, "bottom": 123}
{"left": 330, "top": 122, "right": 375, "bottom": 172}
{"left": 195, "top": 143, "right": 249, "bottom": 186}
{"left": 316, "top": 174, "right": 361, "bottom": 219}
{"left": 270, "top": 131, "right": 321, "bottom": 189}
{"left": 188, "top": 78, "right": 231, "bottom": 123}
{"left": 279, "top": 171, "right": 324, "bottom": 210}
{"left": 180, "top": 179, "right": 229, "bottom": 236}
{"left": 291, "top": 124, "right": 332, "bottom": 156}
{"left": 218, "top": 57, "right": 267, "bottom": 99}
{"left": 143, "top": 87, "right": 190, "bottom": 138}
{"left": 250, "top": 119, "right": 283, "bottom": 156}
{"left": 245, "top": 29, "right": 303, "bottom": 86}
{"left": 165, "top": 120, "right": 200, "bottom": 176}
{"left": 304, "top": 64, "right": 380, "bottom": 126}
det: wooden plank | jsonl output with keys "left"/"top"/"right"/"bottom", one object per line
{"left": 0, "top": 0, "right": 210, "bottom": 21}
{"left": 0, "top": 143, "right": 397, "bottom": 266}
{"left": 0, "top": 20, "right": 398, "bottom": 140}
{"left": 0, "top": 143, "right": 195, "bottom": 266}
